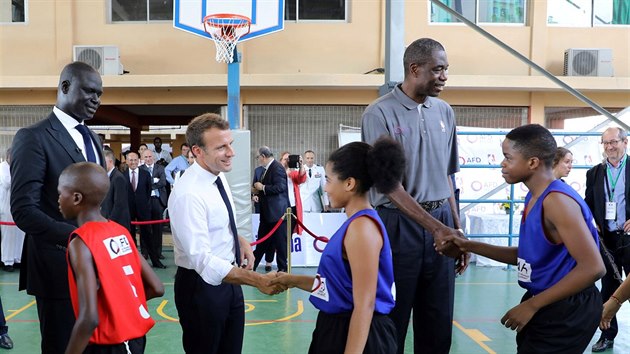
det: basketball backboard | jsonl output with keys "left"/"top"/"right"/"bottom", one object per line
{"left": 174, "top": 0, "right": 284, "bottom": 42}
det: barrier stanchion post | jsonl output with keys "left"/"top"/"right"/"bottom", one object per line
{"left": 286, "top": 207, "right": 292, "bottom": 274}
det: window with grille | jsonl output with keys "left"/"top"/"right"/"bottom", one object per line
{"left": 1, "top": 0, "right": 26, "bottom": 23}
{"left": 285, "top": 0, "right": 346, "bottom": 21}
{"left": 110, "top": 0, "right": 173, "bottom": 23}
{"left": 430, "top": 0, "right": 526, "bottom": 24}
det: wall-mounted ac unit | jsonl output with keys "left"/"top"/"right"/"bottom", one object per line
{"left": 73, "top": 45, "right": 123, "bottom": 75}
{"left": 563, "top": 48, "right": 613, "bottom": 77}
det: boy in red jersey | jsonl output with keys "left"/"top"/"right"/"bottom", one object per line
{"left": 59, "top": 162, "right": 164, "bottom": 354}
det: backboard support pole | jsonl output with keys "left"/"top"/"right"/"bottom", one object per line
{"left": 227, "top": 46, "right": 241, "bottom": 129}
{"left": 379, "top": 0, "right": 405, "bottom": 96}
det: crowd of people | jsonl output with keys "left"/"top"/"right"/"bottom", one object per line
{"left": 0, "top": 37, "right": 628, "bottom": 354}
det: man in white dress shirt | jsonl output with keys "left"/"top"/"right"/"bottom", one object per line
{"left": 168, "top": 113, "right": 283, "bottom": 354}
{"left": 299, "top": 150, "right": 329, "bottom": 212}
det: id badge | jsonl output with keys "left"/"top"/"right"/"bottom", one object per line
{"left": 606, "top": 202, "right": 617, "bottom": 220}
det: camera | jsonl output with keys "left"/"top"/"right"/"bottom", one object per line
{"left": 288, "top": 154, "right": 300, "bottom": 169}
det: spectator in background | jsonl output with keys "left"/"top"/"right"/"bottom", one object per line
{"left": 101, "top": 150, "right": 131, "bottom": 232}
{"left": 97, "top": 133, "right": 105, "bottom": 146}
{"left": 138, "top": 144, "right": 148, "bottom": 166}
{"left": 173, "top": 149, "right": 195, "bottom": 188}
{"left": 152, "top": 137, "right": 172, "bottom": 167}
{"left": 102, "top": 145, "right": 121, "bottom": 170}
{"left": 0, "top": 297, "right": 13, "bottom": 349}
{"left": 252, "top": 146, "right": 290, "bottom": 273}
{"left": 585, "top": 127, "right": 630, "bottom": 352}
{"left": 280, "top": 151, "right": 307, "bottom": 235}
{"left": 119, "top": 150, "right": 129, "bottom": 173}
{"left": 141, "top": 150, "right": 168, "bottom": 263}
{"left": 300, "top": 150, "right": 329, "bottom": 213}
{"left": 251, "top": 164, "right": 265, "bottom": 214}
{"left": 552, "top": 147, "right": 573, "bottom": 181}
{"left": 125, "top": 151, "right": 164, "bottom": 269}
{"left": 165, "top": 143, "right": 191, "bottom": 185}
{"left": 251, "top": 162, "right": 272, "bottom": 270}
{"left": 1, "top": 148, "right": 25, "bottom": 272}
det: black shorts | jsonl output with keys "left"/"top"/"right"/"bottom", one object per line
{"left": 84, "top": 336, "right": 146, "bottom": 354}
{"left": 308, "top": 311, "right": 397, "bottom": 354}
{"left": 516, "top": 285, "right": 601, "bottom": 354}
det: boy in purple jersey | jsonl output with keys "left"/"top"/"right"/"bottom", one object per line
{"left": 438, "top": 124, "right": 605, "bottom": 354}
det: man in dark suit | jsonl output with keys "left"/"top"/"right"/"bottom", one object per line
{"left": 252, "top": 146, "right": 290, "bottom": 272}
{"left": 141, "top": 149, "right": 168, "bottom": 261}
{"left": 126, "top": 151, "right": 165, "bottom": 269}
{"left": 101, "top": 149, "right": 131, "bottom": 231}
{"left": 585, "top": 126, "right": 630, "bottom": 353}
{"left": 10, "top": 61, "right": 105, "bottom": 354}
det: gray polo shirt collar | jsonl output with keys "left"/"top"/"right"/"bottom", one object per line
{"left": 392, "top": 84, "right": 433, "bottom": 110}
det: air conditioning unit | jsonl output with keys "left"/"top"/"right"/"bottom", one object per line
{"left": 563, "top": 48, "right": 613, "bottom": 77}
{"left": 73, "top": 45, "right": 123, "bottom": 75}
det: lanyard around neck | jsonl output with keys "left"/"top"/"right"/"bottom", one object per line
{"left": 606, "top": 158, "right": 626, "bottom": 201}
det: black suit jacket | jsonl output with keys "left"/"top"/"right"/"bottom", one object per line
{"left": 101, "top": 168, "right": 132, "bottom": 232}
{"left": 585, "top": 156, "right": 630, "bottom": 234}
{"left": 10, "top": 112, "right": 105, "bottom": 297}
{"left": 259, "top": 159, "right": 290, "bottom": 224}
{"left": 141, "top": 164, "right": 168, "bottom": 207}
{"left": 126, "top": 168, "right": 152, "bottom": 221}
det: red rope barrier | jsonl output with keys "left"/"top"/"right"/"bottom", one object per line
{"left": 293, "top": 217, "right": 329, "bottom": 253}
{"left": 3, "top": 213, "right": 332, "bottom": 252}
{"left": 131, "top": 219, "right": 170, "bottom": 225}
{"left": 250, "top": 214, "right": 286, "bottom": 246}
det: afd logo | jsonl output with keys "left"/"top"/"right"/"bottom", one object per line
{"left": 103, "top": 235, "right": 133, "bottom": 260}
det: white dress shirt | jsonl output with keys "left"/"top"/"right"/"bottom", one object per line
{"left": 168, "top": 162, "right": 236, "bottom": 285}
{"left": 128, "top": 167, "right": 139, "bottom": 190}
{"left": 145, "top": 164, "right": 159, "bottom": 197}
{"left": 53, "top": 106, "right": 101, "bottom": 165}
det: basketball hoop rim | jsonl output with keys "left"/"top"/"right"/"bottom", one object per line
{"left": 203, "top": 13, "right": 251, "bottom": 27}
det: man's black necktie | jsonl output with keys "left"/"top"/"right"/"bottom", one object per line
{"left": 75, "top": 124, "right": 97, "bottom": 163}
{"left": 215, "top": 177, "right": 241, "bottom": 266}
{"left": 308, "top": 168, "right": 312, "bottom": 178}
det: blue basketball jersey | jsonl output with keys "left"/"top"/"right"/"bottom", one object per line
{"left": 310, "top": 209, "right": 396, "bottom": 314}
{"left": 517, "top": 180, "right": 599, "bottom": 295}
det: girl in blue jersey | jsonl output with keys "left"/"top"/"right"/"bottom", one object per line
{"left": 438, "top": 124, "right": 605, "bottom": 354}
{"left": 271, "top": 138, "right": 403, "bottom": 354}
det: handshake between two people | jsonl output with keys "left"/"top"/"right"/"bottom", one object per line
{"left": 256, "top": 272, "right": 315, "bottom": 296}
{"left": 433, "top": 227, "right": 470, "bottom": 275}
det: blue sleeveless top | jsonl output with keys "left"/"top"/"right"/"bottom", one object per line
{"left": 517, "top": 180, "right": 599, "bottom": 295}
{"left": 310, "top": 209, "right": 396, "bottom": 314}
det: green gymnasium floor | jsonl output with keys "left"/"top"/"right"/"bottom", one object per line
{"left": 1, "top": 254, "right": 628, "bottom": 354}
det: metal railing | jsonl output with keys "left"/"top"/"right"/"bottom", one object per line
{"left": 458, "top": 130, "right": 602, "bottom": 247}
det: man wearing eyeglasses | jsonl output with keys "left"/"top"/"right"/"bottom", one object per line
{"left": 585, "top": 127, "right": 630, "bottom": 352}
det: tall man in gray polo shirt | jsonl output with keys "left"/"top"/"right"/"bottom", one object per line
{"left": 361, "top": 38, "right": 466, "bottom": 354}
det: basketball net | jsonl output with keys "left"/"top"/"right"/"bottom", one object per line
{"left": 203, "top": 15, "right": 251, "bottom": 64}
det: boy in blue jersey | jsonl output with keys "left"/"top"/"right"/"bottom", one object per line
{"left": 438, "top": 124, "right": 605, "bottom": 354}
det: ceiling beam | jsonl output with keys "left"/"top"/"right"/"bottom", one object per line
{"left": 91, "top": 105, "right": 141, "bottom": 128}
